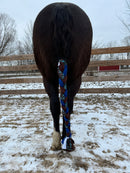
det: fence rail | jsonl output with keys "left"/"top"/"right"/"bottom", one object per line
{"left": 0, "top": 46, "right": 130, "bottom": 95}
{"left": 0, "top": 46, "right": 130, "bottom": 61}
{"left": 0, "top": 88, "right": 130, "bottom": 95}
{"left": 0, "top": 75, "right": 130, "bottom": 84}
{"left": 91, "top": 46, "right": 130, "bottom": 55}
{"left": 0, "top": 60, "right": 130, "bottom": 72}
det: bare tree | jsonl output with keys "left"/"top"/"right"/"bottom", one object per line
{"left": 106, "top": 41, "right": 118, "bottom": 59}
{"left": 120, "top": 0, "right": 130, "bottom": 59}
{"left": 120, "top": 0, "right": 130, "bottom": 34}
{"left": 0, "top": 13, "right": 16, "bottom": 56}
{"left": 91, "top": 41, "right": 104, "bottom": 60}
{"left": 122, "top": 36, "right": 130, "bottom": 59}
{"left": 123, "top": 36, "right": 130, "bottom": 45}
{"left": 17, "top": 21, "right": 33, "bottom": 54}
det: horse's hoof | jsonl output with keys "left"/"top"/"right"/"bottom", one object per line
{"left": 51, "top": 144, "right": 61, "bottom": 151}
{"left": 51, "top": 130, "right": 61, "bottom": 151}
{"left": 62, "top": 137, "right": 75, "bottom": 152}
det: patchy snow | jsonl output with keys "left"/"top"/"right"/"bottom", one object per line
{"left": 81, "top": 81, "right": 130, "bottom": 88}
{"left": 0, "top": 78, "right": 130, "bottom": 91}
{"left": 0, "top": 93, "right": 130, "bottom": 172}
{"left": 0, "top": 79, "right": 130, "bottom": 172}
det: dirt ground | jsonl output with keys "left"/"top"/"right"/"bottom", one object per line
{"left": 0, "top": 94, "right": 130, "bottom": 173}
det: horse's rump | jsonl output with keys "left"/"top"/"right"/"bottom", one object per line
{"left": 33, "top": 3, "right": 92, "bottom": 83}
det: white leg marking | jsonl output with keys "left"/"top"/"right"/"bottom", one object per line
{"left": 51, "top": 129, "right": 61, "bottom": 150}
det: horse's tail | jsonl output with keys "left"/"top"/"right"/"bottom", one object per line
{"left": 53, "top": 5, "right": 73, "bottom": 59}
{"left": 57, "top": 59, "right": 75, "bottom": 151}
{"left": 55, "top": 7, "right": 74, "bottom": 151}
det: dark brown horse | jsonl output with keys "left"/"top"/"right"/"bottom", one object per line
{"left": 33, "top": 2, "right": 92, "bottom": 151}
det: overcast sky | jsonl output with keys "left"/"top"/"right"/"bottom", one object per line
{"left": 0, "top": 0, "right": 129, "bottom": 46}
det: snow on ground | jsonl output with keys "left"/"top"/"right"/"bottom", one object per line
{"left": 0, "top": 93, "right": 130, "bottom": 173}
{"left": 0, "top": 79, "right": 130, "bottom": 91}
{"left": 0, "top": 81, "right": 130, "bottom": 172}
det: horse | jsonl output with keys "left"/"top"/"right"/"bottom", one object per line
{"left": 33, "top": 2, "right": 92, "bottom": 151}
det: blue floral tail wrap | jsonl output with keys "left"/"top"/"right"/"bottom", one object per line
{"left": 57, "top": 59, "right": 75, "bottom": 151}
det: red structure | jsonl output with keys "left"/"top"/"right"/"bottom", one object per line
{"left": 99, "top": 65, "right": 119, "bottom": 71}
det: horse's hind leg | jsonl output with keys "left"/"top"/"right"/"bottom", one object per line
{"left": 43, "top": 79, "right": 61, "bottom": 150}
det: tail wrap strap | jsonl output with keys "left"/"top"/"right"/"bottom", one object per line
{"left": 57, "top": 59, "right": 71, "bottom": 138}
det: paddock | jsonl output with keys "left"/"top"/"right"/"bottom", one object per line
{"left": 0, "top": 94, "right": 130, "bottom": 172}
{"left": 0, "top": 46, "right": 130, "bottom": 172}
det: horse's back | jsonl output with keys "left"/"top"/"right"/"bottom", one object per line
{"left": 33, "top": 3, "right": 92, "bottom": 83}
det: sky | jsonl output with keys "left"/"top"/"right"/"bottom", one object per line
{"left": 0, "top": 0, "right": 129, "bottom": 46}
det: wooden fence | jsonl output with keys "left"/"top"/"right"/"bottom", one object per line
{"left": 0, "top": 46, "right": 130, "bottom": 95}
